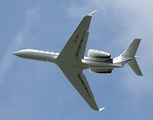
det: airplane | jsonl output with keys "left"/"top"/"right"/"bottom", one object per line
{"left": 13, "top": 10, "right": 142, "bottom": 111}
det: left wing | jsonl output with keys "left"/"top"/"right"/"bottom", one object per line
{"left": 57, "top": 10, "right": 97, "bottom": 62}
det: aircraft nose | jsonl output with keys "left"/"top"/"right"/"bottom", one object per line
{"left": 13, "top": 52, "right": 17, "bottom": 55}
{"left": 13, "top": 51, "right": 19, "bottom": 56}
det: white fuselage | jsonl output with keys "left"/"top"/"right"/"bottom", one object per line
{"left": 13, "top": 49, "right": 122, "bottom": 69}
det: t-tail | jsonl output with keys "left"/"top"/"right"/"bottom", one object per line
{"left": 113, "top": 39, "right": 143, "bottom": 76}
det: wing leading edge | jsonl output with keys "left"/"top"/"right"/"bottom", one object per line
{"left": 56, "top": 11, "right": 102, "bottom": 111}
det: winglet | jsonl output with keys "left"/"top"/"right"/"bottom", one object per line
{"left": 99, "top": 107, "right": 105, "bottom": 111}
{"left": 88, "top": 10, "right": 97, "bottom": 16}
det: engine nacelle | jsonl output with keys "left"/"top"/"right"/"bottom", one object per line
{"left": 88, "top": 49, "right": 111, "bottom": 58}
{"left": 89, "top": 68, "right": 112, "bottom": 74}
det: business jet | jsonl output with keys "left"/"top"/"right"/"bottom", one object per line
{"left": 13, "top": 10, "right": 142, "bottom": 111}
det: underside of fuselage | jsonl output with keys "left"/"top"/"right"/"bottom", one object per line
{"left": 14, "top": 49, "right": 122, "bottom": 71}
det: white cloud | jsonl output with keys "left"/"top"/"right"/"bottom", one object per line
{"left": 0, "top": 8, "right": 40, "bottom": 84}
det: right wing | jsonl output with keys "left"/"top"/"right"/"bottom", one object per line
{"left": 58, "top": 65, "right": 100, "bottom": 111}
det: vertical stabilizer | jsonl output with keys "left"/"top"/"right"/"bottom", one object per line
{"left": 122, "top": 39, "right": 141, "bottom": 57}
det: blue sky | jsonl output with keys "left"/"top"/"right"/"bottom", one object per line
{"left": 0, "top": 0, "right": 153, "bottom": 120}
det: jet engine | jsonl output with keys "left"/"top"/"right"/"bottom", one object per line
{"left": 89, "top": 68, "right": 112, "bottom": 74}
{"left": 88, "top": 49, "right": 111, "bottom": 58}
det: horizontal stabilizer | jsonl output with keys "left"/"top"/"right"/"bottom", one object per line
{"left": 128, "top": 57, "right": 143, "bottom": 76}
